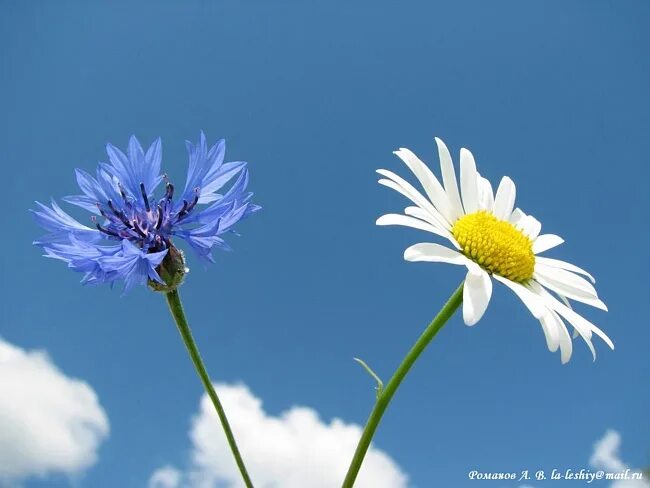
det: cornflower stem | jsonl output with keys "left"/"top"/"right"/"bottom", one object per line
{"left": 342, "top": 281, "right": 464, "bottom": 488}
{"left": 165, "top": 289, "right": 254, "bottom": 488}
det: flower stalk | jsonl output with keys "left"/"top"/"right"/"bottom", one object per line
{"left": 342, "top": 281, "right": 464, "bottom": 488}
{"left": 165, "top": 289, "right": 254, "bottom": 488}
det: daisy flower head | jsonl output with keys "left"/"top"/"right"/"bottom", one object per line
{"left": 377, "top": 137, "right": 613, "bottom": 363}
{"left": 32, "top": 132, "right": 260, "bottom": 292}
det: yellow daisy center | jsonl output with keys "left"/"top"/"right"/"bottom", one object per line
{"left": 451, "top": 210, "right": 535, "bottom": 282}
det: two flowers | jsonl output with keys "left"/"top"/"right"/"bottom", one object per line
{"left": 33, "top": 132, "right": 612, "bottom": 364}
{"left": 31, "top": 132, "right": 613, "bottom": 487}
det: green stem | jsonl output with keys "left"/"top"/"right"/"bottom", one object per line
{"left": 165, "top": 289, "right": 254, "bottom": 488}
{"left": 342, "top": 281, "right": 464, "bottom": 488}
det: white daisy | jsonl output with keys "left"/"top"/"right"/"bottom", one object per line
{"left": 377, "top": 137, "right": 613, "bottom": 363}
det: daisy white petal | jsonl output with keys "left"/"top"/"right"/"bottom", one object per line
{"left": 492, "top": 176, "right": 516, "bottom": 220}
{"left": 546, "top": 304, "right": 597, "bottom": 360}
{"left": 532, "top": 234, "right": 564, "bottom": 254}
{"left": 558, "top": 293, "right": 572, "bottom": 309}
{"left": 539, "top": 310, "right": 561, "bottom": 352}
{"left": 435, "top": 137, "right": 464, "bottom": 220}
{"left": 462, "top": 258, "right": 483, "bottom": 275}
{"left": 556, "top": 295, "right": 582, "bottom": 339}
{"left": 376, "top": 214, "right": 450, "bottom": 239}
{"left": 533, "top": 271, "right": 608, "bottom": 312}
{"left": 510, "top": 208, "right": 526, "bottom": 226}
{"left": 462, "top": 268, "right": 492, "bottom": 326}
{"left": 535, "top": 256, "right": 596, "bottom": 284}
{"left": 542, "top": 309, "right": 573, "bottom": 364}
{"left": 521, "top": 215, "right": 542, "bottom": 240}
{"left": 404, "top": 206, "right": 460, "bottom": 248}
{"left": 540, "top": 293, "right": 575, "bottom": 361}
{"left": 404, "top": 243, "right": 468, "bottom": 265}
{"left": 530, "top": 282, "right": 614, "bottom": 352}
{"left": 377, "top": 171, "right": 449, "bottom": 229}
{"left": 493, "top": 275, "right": 546, "bottom": 319}
{"left": 529, "top": 282, "right": 592, "bottom": 339}
{"left": 394, "top": 148, "right": 453, "bottom": 224}
{"left": 477, "top": 175, "right": 494, "bottom": 211}
{"left": 534, "top": 265, "right": 600, "bottom": 298}
{"left": 460, "top": 148, "right": 479, "bottom": 214}
{"left": 554, "top": 311, "right": 574, "bottom": 364}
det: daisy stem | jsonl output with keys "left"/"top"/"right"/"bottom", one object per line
{"left": 165, "top": 289, "right": 254, "bottom": 488}
{"left": 342, "top": 281, "right": 464, "bottom": 488}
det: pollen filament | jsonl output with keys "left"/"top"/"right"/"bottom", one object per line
{"left": 452, "top": 211, "right": 535, "bottom": 282}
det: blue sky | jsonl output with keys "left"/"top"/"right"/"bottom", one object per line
{"left": 1, "top": 1, "right": 648, "bottom": 487}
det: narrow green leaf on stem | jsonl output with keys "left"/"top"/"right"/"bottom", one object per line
{"left": 353, "top": 357, "right": 384, "bottom": 398}
{"left": 342, "top": 281, "right": 464, "bottom": 488}
{"left": 165, "top": 289, "right": 255, "bottom": 488}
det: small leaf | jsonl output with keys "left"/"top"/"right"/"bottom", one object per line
{"left": 353, "top": 357, "right": 384, "bottom": 398}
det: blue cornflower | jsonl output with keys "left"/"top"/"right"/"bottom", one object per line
{"left": 32, "top": 132, "right": 260, "bottom": 292}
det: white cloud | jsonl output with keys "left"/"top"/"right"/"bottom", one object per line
{"left": 590, "top": 430, "right": 649, "bottom": 488}
{"left": 0, "top": 337, "right": 109, "bottom": 484}
{"left": 149, "top": 465, "right": 182, "bottom": 488}
{"left": 591, "top": 430, "right": 628, "bottom": 472}
{"left": 151, "top": 383, "right": 407, "bottom": 488}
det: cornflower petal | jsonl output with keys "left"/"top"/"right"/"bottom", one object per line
{"left": 33, "top": 132, "right": 259, "bottom": 291}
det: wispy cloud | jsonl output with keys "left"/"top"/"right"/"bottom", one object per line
{"left": 590, "top": 430, "right": 628, "bottom": 472}
{"left": 150, "top": 383, "right": 407, "bottom": 488}
{"left": 0, "top": 337, "right": 109, "bottom": 484}
{"left": 590, "top": 430, "right": 649, "bottom": 488}
{"left": 149, "top": 465, "right": 182, "bottom": 488}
